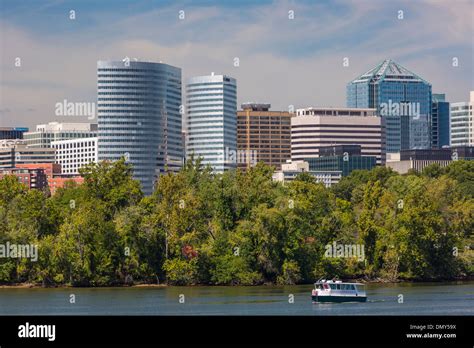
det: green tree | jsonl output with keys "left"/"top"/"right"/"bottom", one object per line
{"left": 421, "top": 163, "right": 444, "bottom": 178}
{"left": 80, "top": 158, "right": 143, "bottom": 215}
{"left": 357, "top": 181, "right": 384, "bottom": 271}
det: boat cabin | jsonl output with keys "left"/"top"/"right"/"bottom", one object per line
{"left": 314, "top": 280, "right": 365, "bottom": 294}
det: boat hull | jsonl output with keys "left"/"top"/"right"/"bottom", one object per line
{"left": 312, "top": 295, "right": 367, "bottom": 303}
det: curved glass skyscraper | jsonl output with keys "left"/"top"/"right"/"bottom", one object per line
{"left": 186, "top": 74, "right": 237, "bottom": 172}
{"left": 347, "top": 59, "right": 431, "bottom": 153}
{"left": 97, "top": 61, "right": 182, "bottom": 195}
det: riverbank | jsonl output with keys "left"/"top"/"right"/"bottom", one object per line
{"left": 0, "top": 283, "right": 168, "bottom": 289}
{"left": 1, "top": 276, "right": 472, "bottom": 288}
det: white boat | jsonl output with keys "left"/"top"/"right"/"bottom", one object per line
{"left": 311, "top": 279, "right": 367, "bottom": 303}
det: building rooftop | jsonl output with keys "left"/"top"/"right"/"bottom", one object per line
{"left": 295, "top": 107, "right": 377, "bottom": 117}
{"left": 187, "top": 74, "right": 236, "bottom": 84}
{"left": 350, "top": 59, "right": 430, "bottom": 85}
{"left": 0, "top": 127, "right": 29, "bottom": 131}
{"left": 31, "top": 122, "right": 97, "bottom": 133}
{"left": 241, "top": 103, "right": 271, "bottom": 111}
{"left": 0, "top": 139, "right": 27, "bottom": 147}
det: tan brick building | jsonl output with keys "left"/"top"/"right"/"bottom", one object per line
{"left": 237, "top": 103, "right": 292, "bottom": 170}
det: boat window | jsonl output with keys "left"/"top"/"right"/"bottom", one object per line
{"left": 329, "top": 284, "right": 336, "bottom": 290}
{"left": 336, "top": 284, "right": 340, "bottom": 290}
{"left": 342, "top": 284, "right": 347, "bottom": 290}
{"left": 350, "top": 285, "right": 355, "bottom": 290}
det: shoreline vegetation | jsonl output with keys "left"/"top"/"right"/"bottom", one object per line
{"left": 1, "top": 157, "right": 473, "bottom": 288}
{"left": 2, "top": 277, "right": 473, "bottom": 289}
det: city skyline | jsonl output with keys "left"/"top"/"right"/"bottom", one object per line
{"left": 0, "top": 2, "right": 473, "bottom": 338}
{"left": 1, "top": 0, "right": 473, "bottom": 129}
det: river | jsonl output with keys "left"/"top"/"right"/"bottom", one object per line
{"left": 0, "top": 281, "right": 472, "bottom": 315}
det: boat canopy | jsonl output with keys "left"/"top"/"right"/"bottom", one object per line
{"left": 314, "top": 279, "right": 364, "bottom": 286}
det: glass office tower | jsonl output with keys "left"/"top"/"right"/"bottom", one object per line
{"left": 97, "top": 61, "right": 182, "bottom": 195}
{"left": 431, "top": 93, "right": 450, "bottom": 148}
{"left": 186, "top": 74, "right": 237, "bottom": 172}
{"left": 347, "top": 59, "right": 431, "bottom": 153}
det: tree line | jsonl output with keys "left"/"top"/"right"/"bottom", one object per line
{"left": 0, "top": 158, "right": 472, "bottom": 286}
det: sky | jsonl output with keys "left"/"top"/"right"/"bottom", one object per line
{"left": 0, "top": 0, "right": 473, "bottom": 129}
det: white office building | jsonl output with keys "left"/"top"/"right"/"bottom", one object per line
{"left": 450, "top": 91, "right": 474, "bottom": 146}
{"left": 186, "top": 73, "right": 237, "bottom": 173}
{"left": 51, "top": 137, "right": 98, "bottom": 175}
{"left": 24, "top": 122, "right": 97, "bottom": 148}
{"left": 292, "top": 107, "right": 386, "bottom": 165}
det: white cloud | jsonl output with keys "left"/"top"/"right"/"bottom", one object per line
{"left": 0, "top": 0, "right": 472, "bottom": 129}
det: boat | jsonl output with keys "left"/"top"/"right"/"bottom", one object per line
{"left": 311, "top": 279, "right": 367, "bottom": 303}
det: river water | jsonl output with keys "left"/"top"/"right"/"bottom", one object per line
{"left": 0, "top": 281, "right": 472, "bottom": 315}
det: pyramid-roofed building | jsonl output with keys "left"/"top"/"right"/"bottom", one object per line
{"left": 351, "top": 59, "right": 430, "bottom": 85}
{"left": 347, "top": 59, "right": 432, "bottom": 153}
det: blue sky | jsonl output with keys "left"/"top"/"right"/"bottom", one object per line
{"left": 0, "top": 0, "right": 472, "bottom": 128}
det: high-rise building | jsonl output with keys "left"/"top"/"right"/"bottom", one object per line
{"left": 237, "top": 103, "right": 292, "bottom": 170}
{"left": 347, "top": 59, "right": 431, "bottom": 153}
{"left": 0, "top": 127, "right": 29, "bottom": 140}
{"left": 186, "top": 73, "right": 237, "bottom": 172}
{"left": 450, "top": 91, "right": 474, "bottom": 147}
{"left": 431, "top": 94, "right": 450, "bottom": 149}
{"left": 51, "top": 137, "right": 98, "bottom": 174}
{"left": 0, "top": 139, "right": 55, "bottom": 168}
{"left": 97, "top": 60, "right": 183, "bottom": 195}
{"left": 24, "top": 122, "right": 97, "bottom": 148}
{"left": 291, "top": 107, "right": 385, "bottom": 165}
